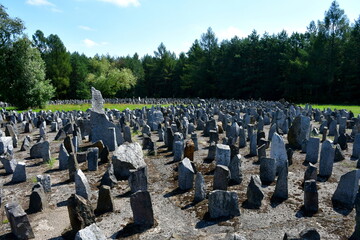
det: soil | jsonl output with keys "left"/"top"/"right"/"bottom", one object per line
{"left": 0, "top": 117, "right": 357, "bottom": 240}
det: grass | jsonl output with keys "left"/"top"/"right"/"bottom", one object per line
{"left": 2, "top": 219, "right": 8, "bottom": 224}
{"left": 5, "top": 103, "right": 170, "bottom": 113}
{"left": 47, "top": 157, "right": 56, "bottom": 168}
{"left": 299, "top": 104, "right": 360, "bottom": 116}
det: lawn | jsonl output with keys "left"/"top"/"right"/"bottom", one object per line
{"left": 299, "top": 104, "right": 360, "bottom": 116}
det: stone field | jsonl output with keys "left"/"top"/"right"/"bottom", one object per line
{"left": 1, "top": 88, "right": 360, "bottom": 239}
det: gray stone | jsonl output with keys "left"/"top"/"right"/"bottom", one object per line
{"left": 260, "top": 158, "right": 276, "bottom": 184}
{"left": 206, "top": 142, "right": 216, "bottom": 161}
{"left": 191, "top": 133, "right": 198, "bottom": 151}
{"left": 332, "top": 170, "right": 360, "bottom": 210}
{"left": 173, "top": 140, "right": 184, "bottom": 162}
{"left": 215, "top": 144, "right": 231, "bottom": 166}
{"left": 30, "top": 141, "right": 51, "bottom": 162}
{"left": 213, "top": 165, "right": 230, "bottom": 190}
{"left": 288, "top": 115, "right": 310, "bottom": 149}
{"left": 20, "top": 135, "right": 31, "bottom": 151}
{"left": 305, "top": 137, "right": 320, "bottom": 164}
{"left": 28, "top": 184, "right": 48, "bottom": 213}
{"left": 319, "top": 140, "right": 335, "bottom": 178}
{"left": 229, "top": 154, "right": 242, "bottom": 184}
{"left": 338, "top": 133, "right": 348, "bottom": 150}
{"left": 68, "top": 153, "right": 79, "bottom": 181}
{"left": 91, "top": 87, "right": 104, "bottom": 114}
{"left": 100, "top": 163, "right": 118, "bottom": 188}
{"left": 270, "top": 133, "right": 288, "bottom": 173}
{"left": 123, "top": 125, "right": 132, "bottom": 143}
{"left": 353, "top": 133, "right": 360, "bottom": 159}
{"left": 334, "top": 144, "right": 345, "bottom": 162}
{"left": 178, "top": 157, "right": 195, "bottom": 190}
{"left": 95, "top": 185, "right": 114, "bottom": 215}
{"left": 67, "top": 194, "right": 95, "bottom": 232}
{"left": 36, "top": 174, "right": 51, "bottom": 193}
{"left": 239, "top": 126, "right": 246, "bottom": 148}
{"left": 0, "top": 136, "right": 13, "bottom": 155}
{"left": 129, "top": 166, "right": 148, "bottom": 193}
{"left": 5, "top": 202, "right": 35, "bottom": 239}
{"left": 194, "top": 172, "right": 206, "bottom": 202}
{"left": 246, "top": 175, "right": 264, "bottom": 209}
{"left": 249, "top": 134, "right": 257, "bottom": 156}
{"left": 273, "top": 163, "right": 288, "bottom": 200}
{"left": 11, "top": 162, "right": 26, "bottom": 183}
{"left": 304, "top": 163, "right": 317, "bottom": 182}
{"left": 130, "top": 190, "right": 154, "bottom": 226}
{"left": 0, "top": 157, "right": 17, "bottom": 174}
{"left": 351, "top": 190, "right": 360, "bottom": 239}
{"left": 112, "top": 142, "right": 146, "bottom": 180}
{"left": 304, "top": 180, "right": 318, "bottom": 214}
{"left": 75, "top": 223, "right": 106, "bottom": 240}
{"left": 77, "top": 151, "right": 88, "bottom": 163}
{"left": 75, "top": 169, "right": 91, "bottom": 200}
{"left": 87, "top": 147, "right": 99, "bottom": 171}
{"left": 223, "top": 233, "right": 247, "bottom": 240}
{"left": 208, "top": 190, "right": 240, "bottom": 219}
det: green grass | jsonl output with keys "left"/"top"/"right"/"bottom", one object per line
{"left": 5, "top": 103, "right": 170, "bottom": 113}
{"left": 299, "top": 104, "right": 360, "bottom": 116}
{"left": 47, "top": 157, "right": 56, "bottom": 168}
{"left": 2, "top": 219, "right": 9, "bottom": 224}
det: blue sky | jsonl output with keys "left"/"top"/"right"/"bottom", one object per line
{"left": 2, "top": 0, "right": 360, "bottom": 58}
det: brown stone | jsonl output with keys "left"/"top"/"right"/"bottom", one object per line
{"left": 184, "top": 139, "right": 195, "bottom": 161}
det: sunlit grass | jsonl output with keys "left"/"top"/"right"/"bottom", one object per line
{"left": 299, "top": 104, "right": 360, "bottom": 116}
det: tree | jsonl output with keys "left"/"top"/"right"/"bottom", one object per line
{"left": 69, "top": 52, "right": 90, "bottom": 99}
{"left": 1, "top": 37, "right": 54, "bottom": 108}
{"left": 0, "top": 4, "right": 24, "bottom": 48}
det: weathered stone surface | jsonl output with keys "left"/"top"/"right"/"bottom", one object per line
{"left": 213, "top": 165, "right": 230, "bottom": 191}
{"left": 319, "top": 140, "right": 335, "bottom": 178}
{"left": 194, "top": 172, "right": 206, "bottom": 202}
{"left": 5, "top": 202, "right": 35, "bottom": 239}
{"left": 304, "top": 180, "right": 318, "bottom": 214}
{"left": 95, "top": 185, "right": 114, "bottom": 215}
{"left": 206, "top": 142, "right": 216, "bottom": 161}
{"left": 130, "top": 190, "right": 154, "bottom": 226}
{"left": 246, "top": 175, "right": 264, "bottom": 209}
{"left": 273, "top": 164, "right": 288, "bottom": 200}
{"left": 215, "top": 144, "right": 231, "bottom": 166}
{"left": 20, "top": 135, "right": 31, "bottom": 151}
{"left": 288, "top": 116, "right": 310, "bottom": 149}
{"left": 334, "top": 144, "right": 345, "bottom": 162}
{"left": 87, "top": 147, "right": 99, "bottom": 171}
{"left": 36, "top": 174, "right": 51, "bottom": 193}
{"left": 0, "top": 156, "right": 17, "bottom": 174}
{"left": 249, "top": 134, "right": 257, "bottom": 156}
{"left": 100, "top": 163, "right": 118, "bottom": 188}
{"left": 28, "top": 184, "right": 48, "bottom": 213}
{"left": 11, "top": 162, "right": 26, "bottom": 183}
{"left": 270, "top": 133, "right": 288, "bottom": 173}
{"left": 68, "top": 153, "right": 79, "bottom": 182}
{"left": 30, "top": 141, "right": 51, "bottom": 162}
{"left": 338, "top": 133, "right": 348, "bottom": 150}
{"left": 305, "top": 137, "right": 320, "bottom": 164}
{"left": 178, "top": 157, "right": 195, "bottom": 190}
{"left": 229, "top": 154, "right": 242, "bottom": 184}
{"left": 173, "top": 140, "right": 184, "bottom": 162}
{"left": 351, "top": 190, "right": 360, "bottom": 240}
{"left": 67, "top": 194, "right": 95, "bottom": 232}
{"left": 260, "top": 158, "right": 276, "bottom": 184}
{"left": 112, "top": 142, "right": 146, "bottom": 180}
{"left": 353, "top": 134, "right": 360, "bottom": 160}
{"left": 75, "top": 223, "right": 106, "bottom": 240}
{"left": 129, "top": 166, "right": 148, "bottom": 193}
{"left": 332, "top": 170, "right": 360, "bottom": 210}
{"left": 208, "top": 190, "right": 240, "bottom": 219}
{"left": 75, "top": 169, "right": 91, "bottom": 200}
{"left": 184, "top": 139, "right": 195, "bottom": 161}
{"left": 304, "top": 163, "right": 317, "bottom": 182}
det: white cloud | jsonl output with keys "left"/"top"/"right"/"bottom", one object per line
{"left": 78, "top": 25, "right": 95, "bottom": 31}
{"left": 98, "top": 0, "right": 140, "bottom": 7}
{"left": 26, "top": 0, "right": 55, "bottom": 7}
{"left": 51, "top": 7, "right": 63, "bottom": 13}
{"left": 83, "top": 39, "right": 98, "bottom": 48}
{"left": 218, "top": 26, "right": 247, "bottom": 41}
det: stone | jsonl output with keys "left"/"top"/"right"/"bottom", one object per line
{"left": 194, "top": 172, "right": 206, "bottom": 202}
{"left": 215, "top": 144, "right": 231, "bottom": 166}
{"left": 173, "top": 140, "right": 184, "bottom": 162}
{"left": 284, "top": 228, "right": 320, "bottom": 240}
{"left": 239, "top": 126, "right": 246, "bottom": 148}
{"left": 223, "top": 233, "right": 247, "bottom": 240}
{"left": 178, "top": 157, "right": 195, "bottom": 190}
{"left": 91, "top": 87, "right": 104, "bottom": 113}
{"left": 20, "top": 135, "right": 31, "bottom": 151}
{"left": 338, "top": 133, "right": 348, "bottom": 150}
{"left": 246, "top": 175, "right": 264, "bottom": 209}
{"left": 75, "top": 223, "right": 106, "bottom": 240}
{"left": 208, "top": 190, "right": 240, "bottom": 219}
{"left": 257, "top": 144, "right": 266, "bottom": 163}
{"left": 36, "top": 174, "right": 51, "bottom": 193}
{"left": 334, "top": 144, "right": 345, "bottom": 162}
{"left": 319, "top": 140, "right": 335, "bottom": 178}
{"left": 129, "top": 166, "right": 148, "bottom": 193}
{"left": 5, "top": 202, "right": 35, "bottom": 239}
{"left": 67, "top": 194, "right": 96, "bottom": 232}
{"left": 350, "top": 190, "right": 360, "bottom": 239}
{"left": 184, "top": 139, "right": 195, "bottom": 161}
{"left": 213, "top": 165, "right": 230, "bottom": 191}
{"left": 112, "top": 142, "right": 146, "bottom": 179}
{"left": 353, "top": 133, "right": 360, "bottom": 160}
{"left": 130, "top": 190, "right": 154, "bottom": 226}
{"left": 64, "top": 135, "right": 75, "bottom": 154}
{"left": 58, "top": 143, "right": 69, "bottom": 170}
{"left": 260, "top": 158, "right": 276, "bottom": 184}
{"left": 0, "top": 157, "right": 17, "bottom": 174}
{"left": 229, "top": 154, "right": 242, "bottom": 184}
{"left": 75, "top": 169, "right": 91, "bottom": 200}
{"left": 100, "top": 163, "right": 118, "bottom": 188}
{"left": 191, "top": 133, "right": 198, "bottom": 151}
{"left": 286, "top": 147, "right": 293, "bottom": 165}
{"left": 100, "top": 145, "right": 109, "bottom": 163}
{"left": 304, "top": 180, "right": 318, "bottom": 214}
{"left": 123, "top": 125, "right": 132, "bottom": 143}
{"left": 29, "top": 140, "right": 51, "bottom": 162}
{"left": 87, "top": 147, "right": 99, "bottom": 171}
{"left": 77, "top": 152, "right": 87, "bottom": 163}
{"left": 68, "top": 153, "right": 79, "bottom": 181}
{"left": 332, "top": 170, "right": 360, "bottom": 210}
{"left": 11, "top": 162, "right": 26, "bottom": 183}
{"left": 28, "top": 184, "right": 48, "bottom": 213}
{"left": 95, "top": 185, "right": 114, "bottom": 215}
{"left": 273, "top": 163, "right": 288, "bottom": 200}
{"left": 206, "top": 142, "right": 216, "bottom": 161}
{"left": 270, "top": 133, "right": 288, "bottom": 173}
{"left": 305, "top": 137, "right": 320, "bottom": 164}
{"left": 304, "top": 163, "right": 317, "bottom": 182}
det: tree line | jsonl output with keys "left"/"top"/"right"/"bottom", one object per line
{"left": 0, "top": 1, "right": 359, "bottom": 108}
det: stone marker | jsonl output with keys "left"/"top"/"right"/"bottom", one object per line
{"left": 123, "top": 125, "right": 132, "bottom": 143}
{"left": 129, "top": 166, "right": 148, "bottom": 193}
{"left": 332, "top": 170, "right": 360, "bottom": 210}
{"left": 338, "top": 133, "right": 348, "bottom": 150}
{"left": 246, "top": 175, "right": 264, "bottom": 209}
{"left": 68, "top": 153, "right": 79, "bottom": 181}
{"left": 58, "top": 143, "right": 69, "bottom": 170}
{"left": 194, "top": 172, "right": 206, "bottom": 202}
{"left": 173, "top": 140, "right": 184, "bottom": 162}
{"left": 319, "top": 140, "right": 335, "bottom": 178}
{"left": 178, "top": 157, "right": 195, "bottom": 190}
{"left": 87, "top": 147, "right": 99, "bottom": 171}
{"left": 304, "top": 163, "right": 317, "bottom": 182}
{"left": 260, "top": 158, "right": 276, "bottom": 184}
{"left": 249, "top": 134, "right": 257, "bottom": 156}
{"left": 206, "top": 142, "right": 216, "bottom": 161}
{"left": 30, "top": 141, "right": 51, "bottom": 162}
{"left": 304, "top": 180, "right": 318, "bottom": 214}
{"left": 305, "top": 137, "right": 320, "bottom": 164}
{"left": 95, "top": 185, "right": 114, "bottom": 215}
{"left": 130, "top": 190, "right": 154, "bottom": 226}
{"left": 28, "top": 183, "right": 48, "bottom": 213}
{"left": 75, "top": 169, "right": 91, "bottom": 200}
{"left": 334, "top": 144, "right": 345, "bottom": 162}
{"left": 67, "top": 194, "right": 95, "bottom": 232}
{"left": 350, "top": 190, "right": 360, "bottom": 239}
{"left": 5, "top": 202, "right": 35, "bottom": 239}
{"left": 270, "top": 133, "right": 288, "bottom": 173}
{"left": 100, "top": 163, "right": 118, "bottom": 188}
{"left": 213, "top": 165, "right": 230, "bottom": 190}
{"left": 74, "top": 223, "right": 106, "bottom": 240}
{"left": 353, "top": 133, "right": 360, "bottom": 159}
{"left": 11, "top": 162, "right": 26, "bottom": 183}
{"left": 215, "top": 144, "right": 231, "bottom": 166}
{"left": 36, "top": 174, "right": 51, "bottom": 193}
{"left": 273, "top": 164, "right": 288, "bottom": 201}
{"left": 0, "top": 156, "right": 17, "bottom": 174}
{"left": 229, "top": 154, "right": 242, "bottom": 184}
{"left": 208, "top": 190, "right": 240, "bottom": 219}
{"left": 284, "top": 228, "right": 320, "bottom": 240}
{"left": 239, "top": 126, "right": 246, "bottom": 148}
{"left": 184, "top": 139, "right": 195, "bottom": 161}
{"left": 20, "top": 135, "right": 31, "bottom": 151}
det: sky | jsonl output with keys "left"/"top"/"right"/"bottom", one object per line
{"left": 2, "top": 0, "right": 360, "bottom": 58}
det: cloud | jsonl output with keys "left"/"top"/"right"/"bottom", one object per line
{"left": 26, "top": 0, "right": 55, "bottom": 7}
{"left": 78, "top": 25, "right": 95, "bottom": 31}
{"left": 98, "top": 0, "right": 140, "bottom": 7}
{"left": 218, "top": 26, "right": 247, "bottom": 40}
{"left": 83, "top": 39, "right": 108, "bottom": 48}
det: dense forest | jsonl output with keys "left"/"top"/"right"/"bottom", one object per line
{"left": 0, "top": 1, "right": 360, "bottom": 108}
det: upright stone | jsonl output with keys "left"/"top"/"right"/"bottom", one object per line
{"left": 5, "top": 202, "right": 35, "bottom": 239}
{"left": 11, "top": 162, "right": 26, "bottom": 183}
{"left": 58, "top": 143, "right": 69, "bottom": 170}
{"left": 239, "top": 126, "right": 246, "bottom": 148}
{"left": 288, "top": 115, "right": 310, "bottom": 149}
{"left": 68, "top": 153, "right": 79, "bottom": 181}
{"left": 332, "top": 170, "right": 360, "bottom": 210}
{"left": 178, "top": 158, "right": 195, "bottom": 190}
{"left": 304, "top": 163, "right": 317, "bottom": 182}
{"left": 304, "top": 180, "right": 318, "bottom": 214}
{"left": 208, "top": 190, "right": 240, "bottom": 219}
{"left": 229, "top": 154, "right": 242, "bottom": 184}
{"left": 173, "top": 140, "right": 184, "bottom": 162}
{"left": 100, "top": 163, "right": 118, "bottom": 188}
{"left": 319, "top": 140, "right": 335, "bottom": 178}
{"left": 273, "top": 164, "right": 288, "bottom": 201}
{"left": 270, "top": 133, "right": 288, "bottom": 172}
{"left": 213, "top": 165, "right": 230, "bottom": 190}
{"left": 36, "top": 174, "right": 51, "bottom": 193}
{"left": 184, "top": 139, "right": 195, "bottom": 161}
{"left": 353, "top": 133, "right": 360, "bottom": 160}
{"left": 351, "top": 190, "right": 360, "bottom": 239}
{"left": 28, "top": 184, "right": 48, "bottom": 213}
{"left": 129, "top": 166, "right": 148, "bottom": 193}
{"left": 338, "top": 133, "right": 348, "bottom": 150}
{"left": 246, "top": 175, "right": 264, "bottom": 209}
{"left": 305, "top": 137, "right": 320, "bottom": 164}
{"left": 130, "top": 190, "right": 154, "bottom": 226}
{"left": 249, "top": 134, "right": 257, "bottom": 156}
{"left": 260, "top": 158, "right": 276, "bottom": 184}
{"left": 215, "top": 144, "right": 231, "bottom": 166}
{"left": 123, "top": 125, "right": 132, "bottom": 143}
{"left": 194, "top": 172, "right": 206, "bottom": 202}
{"left": 95, "top": 185, "right": 114, "bottom": 215}
{"left": 67, "top": 194, "right": 95, "bottom": 232}
{"left": 75, "top": 224, "right": 106, "bottom": 240}
{"left": 29, "top": 141, "right": 51, "bottom": 162}
{"left": 87, "top": 147, "right": 99, "bottom": 171}
{"left": 206, "top": 142, "right": 216, "bottom": 161}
